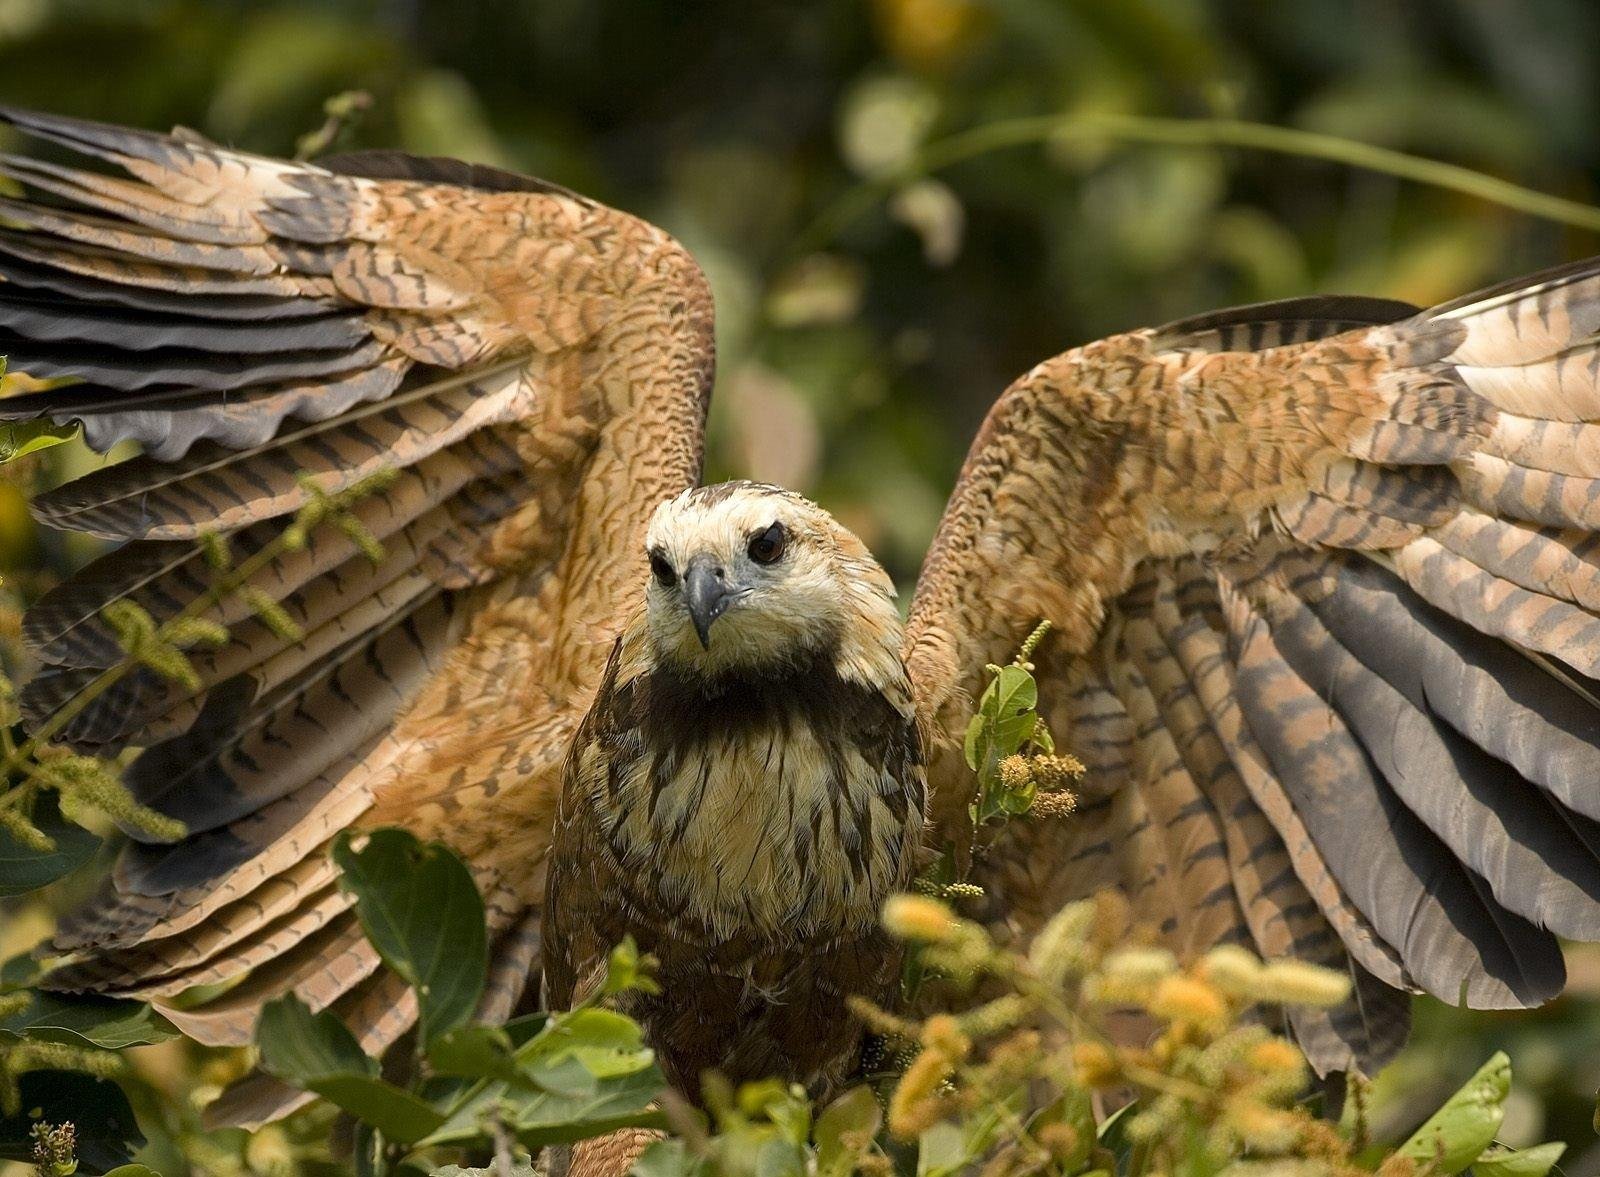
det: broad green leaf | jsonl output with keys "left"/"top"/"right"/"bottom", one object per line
{"left": 519, "top": 1007, "right": 655, "bottom": 1079}
{"left": 815, "top": 1086, "right": 881, "bottom": 1177}
{"left": 0, "top": 1071, "right": 144, "bottom": 1174}
{"left": 427, "top": 1024, "right": 519, "bottom": 1081}
{"left": 987, "top": 665, "right": 1037, "bottom": 723}
{"left": 333, "top": 828, "right": 487, "bottom": 1045}
{"left": 305, "top": 1075, "right": 446, "bottom": 1144}
{"left": 753, "top": 1136, "right": 805, "bottom": 1177}
{"left": 1473, "top": 1143, "right": 1567, "bottom": 1177}
{"left": 103, "top": 1168, "right": 163, "bottom": 1177}
{"left": 0, "top": 991, "right": 177, "bottom": 1049}
{"left": 917, "top": 1120, "right": 970, "bottom": 1177}
{"left": 1396, "top": 1051, "right": 1510, "bottom": 1174}
{"left": 0, "top": 791, "right": 101, "bottom": 896}
{"left": 257, "top": 992, "right": 377, "bottom": 1082}
{"left": 634, "top": 1138, "right": 709, "bottom": 1177}
{"left": 257, "top": 993, "right": 445, "bottom": 1143}
{"left": 0, "top": 419, "right": 78, "bottom": 464}
{"left": 422, "top": 1058, "right": 667, "bottom": 1149}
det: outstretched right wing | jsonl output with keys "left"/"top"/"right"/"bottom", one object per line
{"left": 0, "top": 108, "right": 714, "bottom": 1122}
{"left": 907, "top": 259, "right": 1600, "bottom": 1078}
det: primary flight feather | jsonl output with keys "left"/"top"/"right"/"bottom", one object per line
{"left": 2, "top": 108, "right": 1599, "bottom": 1125}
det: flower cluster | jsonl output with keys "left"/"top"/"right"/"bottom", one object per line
{"left": 861, "top": 891, "right": 1415, "bottom": 1177}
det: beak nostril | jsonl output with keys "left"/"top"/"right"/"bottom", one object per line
{"left": 714, "top": 567, "right": 725, "bottom": 579}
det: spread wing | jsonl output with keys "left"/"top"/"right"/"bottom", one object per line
{"left": 906, "top": 265, "right": 1600, "bottom": 1076}
{"left": 0, "top": 109, "right": 713, "bottom": 1120}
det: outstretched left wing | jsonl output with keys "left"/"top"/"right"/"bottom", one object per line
{"left": 906, "top": 267, "right": 1600, "bottom": 1076}
{"left": 0, "top": 108, "right": 715, "bottom": 1124}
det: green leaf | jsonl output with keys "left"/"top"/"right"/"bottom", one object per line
{"left": 256, "top": 993, "right": 446, "bottom": 1143}
{"left": 0, "top": 419, "right": 79, "bottom": 464}
{"left": 257, "top": 992, "right": 377, "bottom": 1082}
{"left": 602, "top": 936, "right": 660, "bottom": 996}
{"left": 333, "top": 829, "right": 487, "bottom": 1046}
{"left": 0, "top": 791, "right": 101, "bottom": 896}
{"left": 1396, "top": 1051, "right": 1510, "bottom": 1174}
{"left": 1473, "top": 1143, "right": 1567, "bottom": 1177}
{"left": 0, "top": 991, "right": 177, "bottom": 1049}
{"left": 103, "top": 1168, "right": 163, "bottom": 1177}
{"left": 424, "top": 1060, "right": 667, "bottom": 1149}
{"left": 0, "top": 1071, "right": 144, "bottom": 1174}
{"left": 917, "top": 1120, "right": 970, "bottom": 1177}
{"left": 519, "top": 1008, "right": 655, "bottom": 1080}
{"left": 634, "top": 1138, "right": 709, "bottom": 1177}
{"left": 986, "top": 666, "right": 1037, "bottom": 725}
{"left": 304, "top": 1074, "right": 446, "bottom": 1144}
{"left": 427, "top": 1024, "right": 519, "bottom": 1081}
{"left": 815, "top": 1086, "right": 881, "bottom": 1177}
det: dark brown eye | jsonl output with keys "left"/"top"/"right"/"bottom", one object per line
{"left": 649, "top": 550, "right": 676, "bottom": 587}
{"left": 747, "top": 522, "right": 786, "bottom": 565}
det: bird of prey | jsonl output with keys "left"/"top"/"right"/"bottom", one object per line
{"left": 3, "top": 106, "right": 1600, "bottom": 1124}
{"left": 542, "top": 482, "right": 925, "bottom": 1102}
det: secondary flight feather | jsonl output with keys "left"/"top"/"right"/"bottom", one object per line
{"left": 2, "top": 107, "right": 1599, "bottom": 1123}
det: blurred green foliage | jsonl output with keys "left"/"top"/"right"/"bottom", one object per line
{"left": 0, "top": 0, "right": 1598, "bottom": 1172}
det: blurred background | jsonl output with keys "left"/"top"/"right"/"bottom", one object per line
{"left": 1, "top": 0, "right": 1599, "bottom": 1171}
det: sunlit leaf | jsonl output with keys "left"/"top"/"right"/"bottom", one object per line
{"left": 1473, "top": 1142, "right": 1567, "bottom": 1177}
{"left": 1396, "top": 1052, "right": 1510, "bottom": 1174}
{"left": 0, "top": 419, "right": 77, "bottom": 464}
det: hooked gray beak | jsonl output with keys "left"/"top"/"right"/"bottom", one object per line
{"left": 683, "top": 556, "right": 737, "bottom": 649}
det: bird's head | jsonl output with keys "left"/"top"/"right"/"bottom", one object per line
{"left": 642, "top": 481, "right": 903, "bottom": 682}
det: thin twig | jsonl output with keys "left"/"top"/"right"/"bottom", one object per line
{"left": 788, "top": 112, "right": 1600, "bottom": 260}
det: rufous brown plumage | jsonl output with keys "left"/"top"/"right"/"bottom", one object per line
{"left": 3, "top": 108, "right": 1600, "bottom": 1124}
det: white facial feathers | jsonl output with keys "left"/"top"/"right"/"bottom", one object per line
{"left": 642, "top": 482, "right": 904, "bottom": 688}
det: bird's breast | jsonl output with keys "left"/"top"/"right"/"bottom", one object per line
{"left": 601, "top": 708, "right": 923, "bottom": 943}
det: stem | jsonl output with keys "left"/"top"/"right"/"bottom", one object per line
{"left": 788, "top": 112, "right": 1600, "bottom": 259}
{"left": 0, "top": 530, "right": 290, "bottom": 785}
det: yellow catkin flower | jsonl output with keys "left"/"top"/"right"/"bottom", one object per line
{"left": 985, "top": 1030, "right": 1041, "bottom": 1081}
{"left": 1256, "top": 960, "right": 1353, "bottom": 1007}
{"left": 889, "top": 1049, "right": 955, "bottom": 1139}
{"left": 882, "top": 894, "right": 959, "bottom": 942}
{"left": 1028, "top": 898, "right": 1096, "bottom": 987}
{"left": 243, "top": 1124, "right": 296, "bottom": 1176}
{"left": 1036, "top": 1122, "right": 1080, "bottom": 1162}
{"left": 1072, "top": 1041, "right": 1119, "bottom": 1088}
{"left": 1224, "top": 1098, "right": 1301, "bottom": 1152}
{"left": 956, "top": 994, "right": 1029, "bottom": 1038}
{"left": 920, "top": 1013, "right": 972, "bottom": 1062}
{"left": 1092, "top": 946, "right": 1178, "bottom": 1004}
{"left": 1247, "top": 1037, "right": 1306, "bottom": 1078}
{"left": 1149, "top": 974, "right": 1226, "bottom": 1029}
{"left": 1376, "top": 1152, "right": 1421, "bottom": 1177}
{"left": 1200, "top": 943, "right": 1265, "bottom": 999}
{"left": 998, "top": 754, "right": 1032, "bottom": 791}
